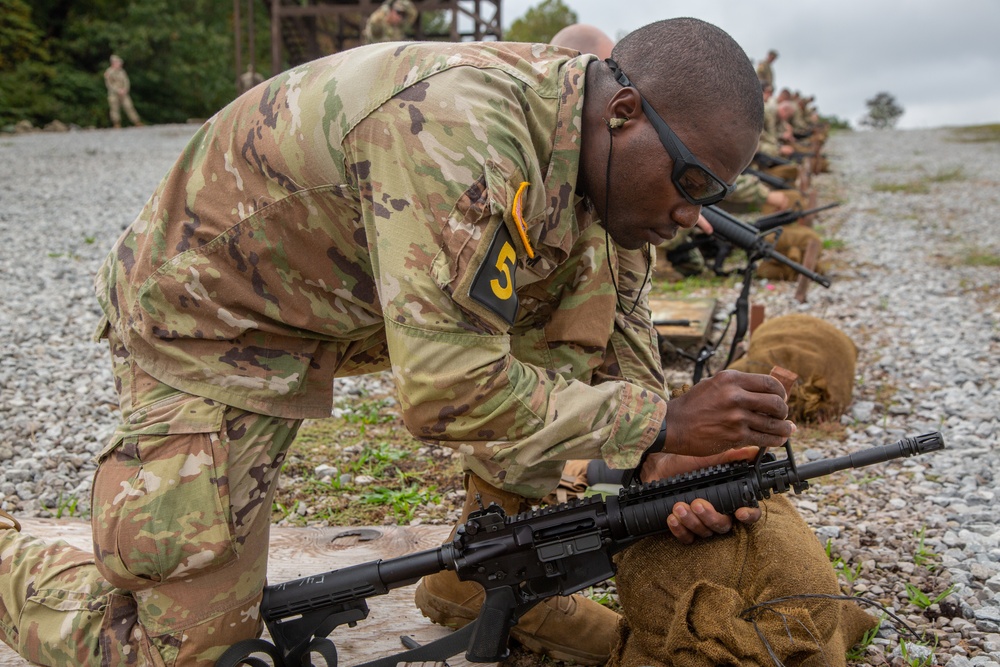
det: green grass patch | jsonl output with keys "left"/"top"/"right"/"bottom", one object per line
{"left": 872, "top": 181, "right": 929, "bottom": 195}
{"left": 948, "top": 123, "right": 1000, "bottom": 143}
{"left": 965, "top": 250, "right": 1000, "bottom": 267}
{"left": 871, "top": 166, "right": 965, "bottom": 194}
{"left": 272, "top": 406, "right": 463, "bottom": 527}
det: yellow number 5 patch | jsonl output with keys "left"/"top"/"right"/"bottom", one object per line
{"left": 470, "top": 224, "right": 519, "bottom": 325}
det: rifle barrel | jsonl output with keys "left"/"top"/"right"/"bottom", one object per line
{"left": 703, "top": 206, "right": 831, "bottom": 287}
{"left": 793, "top": 432, "right": 945, "bottom": 481}
{"left": 754, "top": 201, "right": 841, "bottom": 233}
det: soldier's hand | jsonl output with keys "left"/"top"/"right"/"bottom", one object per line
{"left": 640, "top": 447, "right": 762, "bottom": 544}
{"left": 662, "top": 369, "right": 795, "bottom": 457}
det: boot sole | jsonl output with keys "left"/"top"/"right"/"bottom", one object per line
{"left": 414, "top": 582, "right": 607, "bottom": 666}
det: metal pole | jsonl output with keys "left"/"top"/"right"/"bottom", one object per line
{"left": 271, "top": 0, "right": 282, "bottom": 75}
{"left": 247, "top": 0, "right": 256, "bottom": 75}
{"left": 234, "top": 0, "right": 243, "bottom": 90}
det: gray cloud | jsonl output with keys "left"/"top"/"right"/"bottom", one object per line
{"left": 502, "top": 0, "right": 1000, "bottom": 129}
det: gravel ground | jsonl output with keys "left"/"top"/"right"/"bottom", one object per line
{"left": 1, "top": 123, "right": 998, "bottom": 665}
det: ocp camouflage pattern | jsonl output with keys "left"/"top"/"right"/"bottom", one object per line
{"left": 94, "top": 41, "right": 668, "bottom": 496}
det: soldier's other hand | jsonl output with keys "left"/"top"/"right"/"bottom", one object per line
{"left": 640, "top": 448, "right": 762, "bottom": 543}
{"left": 662, "top": 369, "right": 795, "bottom": 457}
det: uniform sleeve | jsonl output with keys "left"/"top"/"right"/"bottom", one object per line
{"left": 342, "top": 69, "right": 665, "bottom": 490}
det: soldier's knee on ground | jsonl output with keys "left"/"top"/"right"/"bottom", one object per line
{"left": 92, "top": 424, "right": 238, "bottom": 590}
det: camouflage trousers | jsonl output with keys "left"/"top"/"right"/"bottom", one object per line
{"left": 0, "top": 332, "right": 301, "bottom": 666}
{"left": 108, "top": 93, "right": 140, "bottom": 127}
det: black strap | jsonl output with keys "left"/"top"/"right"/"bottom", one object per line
{"left": 352, "top": 622, "right": 478, "bottom": 667}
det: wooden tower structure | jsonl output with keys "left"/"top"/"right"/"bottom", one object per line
{"left": 234, "top": 0, "right": 503, "bottom": 82}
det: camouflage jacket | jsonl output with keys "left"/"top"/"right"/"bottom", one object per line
{"left": 755, "top": 60, "right": 773, "bottom": 87}
{"left": 104, "top": 67, "right": 130, "bottom": 96}
{"left": 724, "top": 173, "right": 769, "bottom": 208}
{"left": 758, "top": 101, "right": 780, "bottom": 156}
{"left": 94, "top": 42, "right": 667, "bottom": 487}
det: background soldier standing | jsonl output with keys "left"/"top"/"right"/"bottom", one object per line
{"left": 103, "top": 55, "right": 142, "bottom": 129}
{"left": 363, "top": 0, "right": 418, "bottom": 44}
{"left": 756, "top": 48, "right": 778, "bottom": 89}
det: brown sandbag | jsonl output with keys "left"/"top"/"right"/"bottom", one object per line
{"left": 727, "top": 314, "right": 857, "bottom": 422}
{"left": 609, "top": 495, "right": 877, "bottom": 667}
{"left": 756, "top": 224, "right": 824, "bottom": 281}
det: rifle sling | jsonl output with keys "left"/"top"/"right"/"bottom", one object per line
{"left": 352, "top": 622, "right": 477, "bottom": 667}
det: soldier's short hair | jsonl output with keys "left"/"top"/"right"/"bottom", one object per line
{"left": 609, "top": 18, "right": 764, "bottom": 135}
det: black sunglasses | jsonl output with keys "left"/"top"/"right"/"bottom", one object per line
{"left": 605, "top": 58, "right": 736, "bottom": 206}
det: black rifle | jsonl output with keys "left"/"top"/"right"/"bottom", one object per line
{"left": 663, "top": 206, "right": 831, "bottom": 381}
{"left": 753, "top": 151, "right": 795, "bottom": 168}
{"left": 753, "top": 150, "right": 823, "bottom": 168}
{"left": 685, "top": 206, "right": 831, "bottom": 287}
{"left": 216, "top": 433, "right": 945, "bottom": 667}
{"left": 754, "top": 201, "right": 841, "bottom": 233}
{"left": 744, "top": 166, "right": 793, "bottom": 190}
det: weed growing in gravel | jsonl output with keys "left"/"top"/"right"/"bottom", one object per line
{"left": 905, "top": 582, "right": 956, "bottom": 610}
{"left": 911, "top": 526, "right": 938, "bottom": 571}
{"left": 899, "top": 634, "right": 940, "bottom": 666}
{"left": 43, "top": 493, "right": 87, "bottom": 519}
{"left": 825, "top": 539, "right": 863, "bottom": 590}
{"left": 845, "top": 613, "right": 884, "bottom": 661}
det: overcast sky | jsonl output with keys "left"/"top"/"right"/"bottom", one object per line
{"left": 500, "top": 0, "right": 1000, "bottom": 130}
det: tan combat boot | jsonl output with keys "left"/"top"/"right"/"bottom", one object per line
{"left": 0, "top": 508, "right": 20, "bottom": 532}
{"left": 414, "top": 474, "right": 620, "bottom": 665}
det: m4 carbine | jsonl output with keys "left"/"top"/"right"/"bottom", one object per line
{"left": 696, "top": 205, "right": 831, "bottom": 286}
{"left": 755, "top": 201, "right": 840, "bottom": 233}
{"left": 216, "top": 433, "right": 945, "bottom": 667}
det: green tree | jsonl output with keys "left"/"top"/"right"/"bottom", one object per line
{"left": 859, "top": 91, "right": 904, "bottom": 130}
{"left": 0, "top": 0, "right": 54, "bottom": 126}
{"left": 505, "top": 0, "right": 577, "bottom": 43}
{"left": 2, "top": 0, "right": 244, "bottom": 128}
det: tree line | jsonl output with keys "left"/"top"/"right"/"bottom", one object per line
{"left": 0, "top": 0, "right": 581, "bottom": 130}
{"left": 0, "top": 0, "right": 267, "bottom": 128}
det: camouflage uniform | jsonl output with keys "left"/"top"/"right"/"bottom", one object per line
{"left": 104, "top": 59, "right": 141, "bottom": 128}
{"left": 363, "top": 0, "right": 418, "bottom": 44}
{"left": 724, "top": 173, "right": 770, "bottom": 210}
{"left": 0, "top": 42, "right": 667, "bottom": 665}
{"left": 756, "top": 104, "right": 799, "bottom": 182}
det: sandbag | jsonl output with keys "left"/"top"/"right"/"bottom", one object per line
{"left": 756, "top": 224, "right": 824, "bottom": 281}
{"left": 727, "top": 314, "right": 856, "bottom": 422}
{"left": 609, "top": 495, "right": 877, "bottom": 667}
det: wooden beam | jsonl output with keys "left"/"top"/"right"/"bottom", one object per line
{"left": 0, "top": 519, "right": 495, "bottom": 667}
{"left": 794, "top": 238, "right": 822, "bottom": 303}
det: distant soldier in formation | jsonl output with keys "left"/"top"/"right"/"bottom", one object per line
{"left": 103, "top": 55, "right": 142, "bottom": 129}
{"left": 363, "top": 0, "right": 418, "bottom": 44}
{"left": 756, "top": 48, "right": 778, "bottom": 89}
